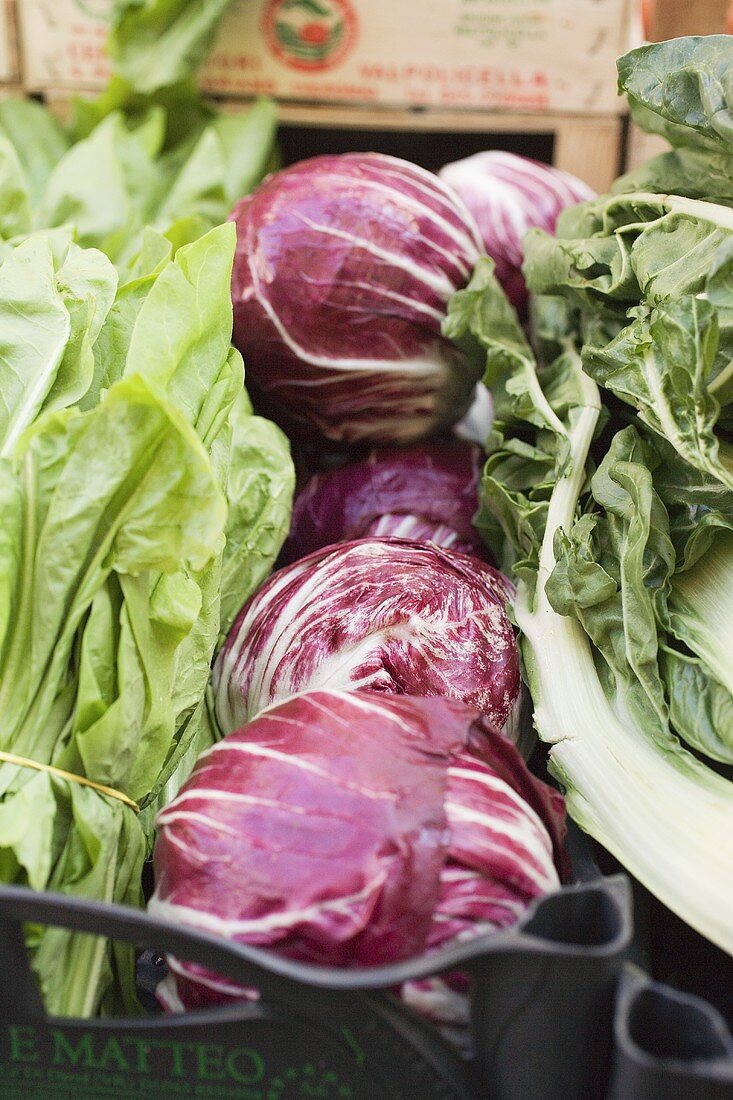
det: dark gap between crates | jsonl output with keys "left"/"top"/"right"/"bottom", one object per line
{"left": 276, "top": 125, "right": 555, "bottom": 174}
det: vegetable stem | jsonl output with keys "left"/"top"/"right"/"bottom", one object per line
{"left": 514, "top": 363, "right": 733, "bottom": 955}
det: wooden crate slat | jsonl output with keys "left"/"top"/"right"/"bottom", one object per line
{"left": 0, "top": 0, "right": 19, "bottom": 84}
{"left": 18, "top": 0, "right": 633, "bottom": 114}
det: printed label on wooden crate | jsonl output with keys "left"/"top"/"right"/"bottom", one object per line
{"left": 17, "top": 0, "right": 631, "bottom": 113}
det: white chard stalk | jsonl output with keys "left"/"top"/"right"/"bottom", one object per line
{"left": 514, "top": 372, "right": 733, "bottom": 955}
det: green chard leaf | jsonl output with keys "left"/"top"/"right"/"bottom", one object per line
{"left": 475, "top": 34, "right": 733, "bottom": 957}
{"left": 651, "top": 435, "right": 733, "bottom": 569}
{"left": 444, "top": 255, "right": 571, "bottom": 435}
{"left": 613, "top": 147, "right": 733, "bottom": 204}
{"left": 548, "top": 425, "right": 675, "bottom": 737}
{"left": 583, "top": 296, "right": 733, "bottom": 491}
{"left": 617, "top": 36, "right": 733, "bottom": 156}
{"left": 660, "top": 643, "right": 733, "bottom": 765}
{"left": 667, "top": 528, "right": 733, "bottom": 712}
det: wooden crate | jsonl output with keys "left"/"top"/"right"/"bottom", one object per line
{"left": 0, "top": 0, "right": 19, "bottom": 84}
{"left": 644, "top": 0, "right": 729, "bottom": 37}
{"left": 18, "top": 0, "right": 632, "bottom": 115}
{"left": 624, "top": 125, "right": 669, "bottom": 174}
{"left": 237, "top": 101, "right": 625, "bottom": 194}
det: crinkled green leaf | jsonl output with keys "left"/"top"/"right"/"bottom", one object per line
{"left": 44, "top": 243, "right": 119, "bottom": 417}
{"left": 82, "top": 229, "right": 174, "bottom": 411}
{"left": 617, "top": 36, "right": 733, "bottom": 156}
{"left": 35, "top": 112, "right": 165, "bottom": 262}
{"left": 32, "top": 783, "right": 146, "bottom": 1017}
{"left": 220, "top": 398, "right": 295, "bottom": 634}
{"left": 660, "top": 643, "right": 733, "bottom": 765}
{"left": 0, "top": 374, "right": 225, "bottom": 775}
{"left": 0, "top": 99, "right": 71, "bottom": 207}
{"left": 0, "top": 237, "right": 71, "bottom": 457}
{"left": 0, "top": 463, "right": 22, "bottom": 666}
{"left": 0, "top": 135, "right": 31, "bottom": 240}
{"left": 123, "top": 222, "right": 238, "bottom": 418}
{"left": 0, "top": 772, "right": 57, "bottom": 891}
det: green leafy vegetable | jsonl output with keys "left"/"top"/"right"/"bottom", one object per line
{"left": 617, "top": 36, "right": 733, "bottom": 156}
{"left": 0, "top": 224, "right": 294, "bottom": 1015}
{"left": 0, "top": 96, "right": 278, "bottom": 276}
{"left": 108, "top": 0, "right": 235, "bottom": 95}
{"left": 451, "top": 37, "right": 733, "bottom": 953}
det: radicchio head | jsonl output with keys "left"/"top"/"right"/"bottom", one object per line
{"left": 230, "top": 152, "right": 485, "bottom": 446}
{"left": 213, "top": 537, "right": 521, "bottom": 737}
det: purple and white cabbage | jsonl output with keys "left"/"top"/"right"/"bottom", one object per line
{"left": 229, "top": 152, "right": 485, "bottom": 446}
{"left": 438, "top": 152, "right": 594, "bottom": 314}
{"left": 213, "top": 537, "right": 522, "bottom": 738}
{"left": 283, "top": 440, "right": 488, "bottom": 563}
{"left": 150, "top": 690, "right": 567, "bottom": 1015}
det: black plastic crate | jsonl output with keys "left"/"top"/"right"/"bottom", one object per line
{"left": 0, "top": 861, "right": 731, "bottom": 1100}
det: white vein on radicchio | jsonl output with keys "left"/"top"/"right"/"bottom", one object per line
{"left": 150, "top": 690, "right": 567, "bottom": 1014}
{"left": 229, "top": 152, "right": 485, "bottom": 446}
{"left": 213, "top": 536, "right": 521, "bottom": 736}
{"left": 283, "top": 440, "right": 488, "bottom": 563}
{"left": 438, "top": 152, "right": 594, "bottom": 315}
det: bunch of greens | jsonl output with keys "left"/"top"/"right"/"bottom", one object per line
{"left": 0, "top": 0, "right": 277, "bottom": 277}
{"left": 0, "top": 1, "right": 294, "bottom": 1015}
{"left": 0, "top": 223, "right": 294, "bottom": 1016}
{"left": 0, "top": 90, "right": 277, "bottom": 277}
{"left": 444, "top": 36, "right": 733, "bottom": 955}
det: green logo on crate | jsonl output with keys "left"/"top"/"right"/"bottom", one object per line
{"left": 1, "top": 1025, "right": 356, "bottom": 1098}
{"left": 262, "top": 0, "right": 357, "bottom": 72}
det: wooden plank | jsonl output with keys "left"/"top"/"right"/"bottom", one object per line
{"left": 0, "top": 0, "right": 19, "bottom": 84}
{"left": 553, "top": 115, "right": 624, "bottom": 193}
{"left": 224, "top": 97, "right": 625, "bottom": 191}
{"left": 269, "top": 101, "right": 591, "bottom": 134}
{"left": 625, "top": 123, "right": 669, "bottom": 174}
{"left": 649, "top": 0, "right": 728, "bottom": 37}
{"left": 18, "top": 0, "right": 633, "bottom": 113}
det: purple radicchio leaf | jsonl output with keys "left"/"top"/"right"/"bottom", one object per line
{"left": 150, "top": 690, "right": 567, "bottom": 1015}
{"left": 230, "top": 152, "right": 485, "bottom": 446}
{"left": 212, "top": 536, "right": 521, "bottom": 736}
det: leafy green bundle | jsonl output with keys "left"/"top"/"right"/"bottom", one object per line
{"left": 0, "top": 90, "right": 277, "bottom": 277}
{"left": 0, "top": 1, "right": 294, "bottom": 1015}
{"left": 0, "top": 223, "right": 294, "bottom": 1016}
{"left": 0, "top": 0, "right": 277, "bottom": 277}
{"left": 444, "top": 36, "right": 733, "bottom": 955}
